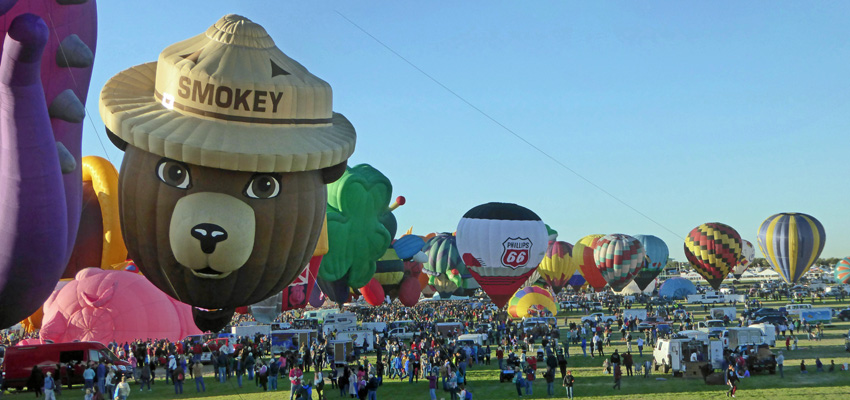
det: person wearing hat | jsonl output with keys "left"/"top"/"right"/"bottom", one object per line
{"left": 98, "top": 14, "right": 357, "bottom": 319}
{"left": 366, "top": 373, "right": 379, "bottom": 400}
{"left": 43, "top": 371, "right": 56, "bottom": 400}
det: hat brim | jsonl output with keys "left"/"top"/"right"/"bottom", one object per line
{"left": 99, "top": 62, "right": 356, "bottom": 173}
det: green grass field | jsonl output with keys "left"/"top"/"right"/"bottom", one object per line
{"left": 55, "top": 297, "right": 850, "bottom": 399}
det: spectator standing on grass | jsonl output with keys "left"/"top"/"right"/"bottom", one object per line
{"left": 581, "top": 337, "right": 587, "bottom": 357}
{"left": 192, "top": 358, "right": 205, "bottom": 392}
{"left": 726, "top": 364, "right": 738, "bottom": 398}
{"left": 562, "top": 370, "right": 574, "bottom": 399}
{"left": 800, "top": 360, "right": 807, "bottom": 374}
{"left": 544, "top": 367, "right": 555, "bottom": 396}
{"left": 612, "top": 364, "right": 622, "bottom": 390}
{"left": 512, "top": 366, "right": 524, "bottom": 397}
{"left": 114, "top": 376, "right": 130, "bottom": 400}
{"left": 172, "top": 364, "right": 184, "bottom": 395}
{"left": 83, "top": 364, "right": 95, "bottom": 391}
{"left": 427, "top": 373, "right": 438, "bottom": 400}
{"left": 777, "top": 351, "right": 784, "bottom": 378}
{"left": 637, "top": 337, "right": 644, "bottom": 357}
{"left": 269, "top": 356, "right": 280, "bottom": 390}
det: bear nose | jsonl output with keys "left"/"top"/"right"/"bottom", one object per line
{"left": 190, "top": 223, "right": 229, "bottom": 254}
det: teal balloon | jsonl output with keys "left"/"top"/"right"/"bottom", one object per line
{"left": 632, "top": 234, "right": 668, "bottom": 291}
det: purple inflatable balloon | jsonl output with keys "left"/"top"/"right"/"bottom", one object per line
{"left": 0, "top": 2, "right": 97, "bottom": 328}
{"left": 308, "top": 282, "right": 325, "bottom": 308}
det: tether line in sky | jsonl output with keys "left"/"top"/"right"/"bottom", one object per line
{"left": 335, "top": 10, "right": 684, "bottom": 242}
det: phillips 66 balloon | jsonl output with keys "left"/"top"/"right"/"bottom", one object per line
{"left": 684, "top": 222, "right": 742, "bottom": 290}
{"left": 593, "top": 234, "right": 645, "bottom": 292}
{"left": 456, "top": 202, "right": 548, "bottom": 308}
{"left": 632, "top": 234, "right": 669, "bottom": 291}
{"left": 733, "top": 240, "right": 755, "bottom": 279}
{"left": 757, "top": 213, "right": 826, "bottom": 285}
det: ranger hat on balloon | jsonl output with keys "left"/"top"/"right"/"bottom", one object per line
{"left": 97, "top": 15, "right": 355, "bottom": 322}
{"left": 100, "top": 13, "right": 355, "bottom": 172}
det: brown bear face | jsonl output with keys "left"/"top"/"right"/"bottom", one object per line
{"left": 118, "top": 145, "right": 327, "bottom": 309}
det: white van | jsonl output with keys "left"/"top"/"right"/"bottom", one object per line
{"left": 457, "top": 333, "right": 488, "bottom": 347}
{"left": 304, "top": 308, "right": 340, "bottom": 323}
{"left": 748, "top": 323, "right": 776, "bottom": 346}
{"left": 784, "top": 303, "right": 812, "bottom": 316}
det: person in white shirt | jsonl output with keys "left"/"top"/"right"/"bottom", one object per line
{"left": 690, "top": 351, "right": 698, "bottom": 362}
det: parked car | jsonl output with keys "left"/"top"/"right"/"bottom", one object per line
{"left": 837, "top": 309, "right": 850, "bottom": 322}
{"left": 637, "top": 317, "right": 670, "bottom": 331}
{"left": 753, "top": 315, "right": 788, "bottom": 326}
{"left": 1, "top": 342, "right": 131, "bottom": 391}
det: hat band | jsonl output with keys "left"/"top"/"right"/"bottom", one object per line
{"left": 154, "top": 91, "right": 333, "bottom": 125}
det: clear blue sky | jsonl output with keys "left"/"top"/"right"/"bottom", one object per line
{"left": 83, "top": 1, "right": 850, "bottom": 262}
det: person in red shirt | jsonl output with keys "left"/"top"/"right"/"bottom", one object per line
{"left": 496, "top": 348, "right": 505, "bottom": 370}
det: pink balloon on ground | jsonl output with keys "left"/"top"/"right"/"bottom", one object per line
{"left": 40, "top": 268, "right": 201, "bottom": 344}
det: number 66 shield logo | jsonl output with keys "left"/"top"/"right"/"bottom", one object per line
{"left": 501, "top": 238, "right": 532, "bottom": 269}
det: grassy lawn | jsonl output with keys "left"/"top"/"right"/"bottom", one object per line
{"left": 46, "top": 295, "right": 850, "bottom": 399}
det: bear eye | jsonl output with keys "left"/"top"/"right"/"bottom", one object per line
{"left": 156, "top": 159, "right": 191, "bottom": 189}
{"left": 245, "top": 174, "right": 281, "bottom": 199}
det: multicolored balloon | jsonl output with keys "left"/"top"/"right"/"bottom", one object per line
{"left": 593, "top": 234, "right": 645, "bottom": 292}
{"left": 538, "top": 241, "right": 576, "bottom": 294}
{"left": 835, "top": 258, "right": 850, "bottom": 285}
{"left": 684, "top": 222, "right": 742, "bottom": 290}
{"left": 757, "top": 213, "right": 826, "bottom": 285}
{"left": 507, "top": 286, "right": 557, "bottom": 318}
{"left": 572, "top": 234, "right": 606, "bottom": 291}
{"left": 632, "top": 235, "right": 669, "bottom": 291}
{"left": 422, "top": 233, "right": 466, "bottom": 298}
{"left": 456, "top": 202, "right": 548, "bottom": 308}
{"left": 567, "top": 273, "right": 586, "bottom": 291}
{"left": 733, "top": 240, "right": 755, "bottom": 279}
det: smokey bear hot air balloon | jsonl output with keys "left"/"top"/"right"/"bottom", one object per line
{"left": 733, "top": 240, "right": 755, "bottom": 279}
{"left": 757, "top": 213, "right": 826, "bottom": 285}
{"left": 538, "top": 241, "right": 576, "bottom": 294}
{"left": 632, "top": 235, "right": 668, "bottom": 291}
{"left": 456, "top": 203, "right": 548, "bottom": 308}
{"left": 572, "top": 234, "right": 607, "bottom": 291}
{"left": 684, "top": 222, "right": 742, "bottom": 290}
{"left": 593, "top": 234, "right": 645, "bottom": 292}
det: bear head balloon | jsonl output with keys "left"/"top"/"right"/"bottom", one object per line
{"left": 98, "top": 15, "right": 355, "bottom": 313}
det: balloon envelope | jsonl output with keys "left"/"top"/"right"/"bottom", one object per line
{"left": 757, "top": 213, "right": 826, "bottom": 285}
{"left": 538, "top": 241, "right": 576, "bottom": 294}
{"left": 593, "top": 234, "right": 645, "bottom": 292}
{"left": 632, "top": 235, "right": 668, "bottom": 291}
{"left": 40, "top": 268, "right": 201, "bottom": 343}
{"left": 733, "top": 240, "right": 755, "bottom": 279}
{"left": 456, "top": 203, "right": 548, "bottom": 308}
{"left": 572, "top": 235, "right": 606, "bottom": 291}
{"left": 507, "top": 286, "right": 557, "bottom": 318}
{"left": 684, "top": 222, "right": 742, "bottom": 290}
{"left": 620, "top": 279, "right": 657, "bottom": 295}
{"left": 422, "top": 233, "right": 467, "bottom": 298}
{"left": 567, "top": 273, "right": 586, "bottom": 291}
{"left": 658, "top": 277, "right": 697, "bottom": 299}
{"left": 834, "top": 258, "right": 850, "bottom": 285}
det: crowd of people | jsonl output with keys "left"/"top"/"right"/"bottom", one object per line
{"left": 2, "top": 279, "right": 848, "bottom": 399}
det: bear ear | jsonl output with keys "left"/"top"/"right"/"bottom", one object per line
{"left": 322, "top": 161, "right": 347, "bottom": 184}
{"left": 105, "top": 127, "right": 128, "bottom": 152}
